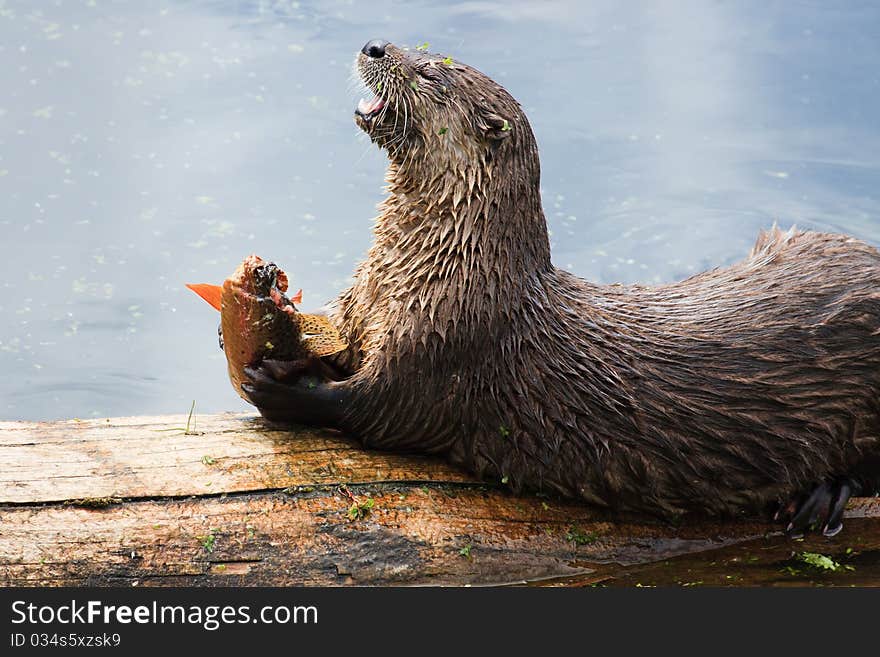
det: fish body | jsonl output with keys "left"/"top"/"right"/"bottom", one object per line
{"left": 187, "top": 254, "right": 346, "bottom": 398}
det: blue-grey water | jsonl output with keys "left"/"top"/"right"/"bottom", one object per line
{"left": 2, "top": 0, "right": 879, "bottom": 421}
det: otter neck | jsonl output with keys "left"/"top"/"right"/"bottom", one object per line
{"left": 384, "top": 156, "right": 552, "bottom": 279}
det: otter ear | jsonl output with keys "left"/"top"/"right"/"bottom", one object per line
{"left": 474, "top": 108, "right": 513, "bottom": 143}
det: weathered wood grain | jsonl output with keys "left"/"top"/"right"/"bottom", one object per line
{"left": 1, "top": 414, "right": 877, "bottom": 586}
{"left": 0, "top": 413, "right": 470, "bottom": 504}
{"left": 0, "top": 486, "right": 765, "bottom": 586}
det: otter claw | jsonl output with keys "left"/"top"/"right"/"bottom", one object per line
{"left": 781, "top": 479, "right": 854, "bottom": 538}
{"left": 821, "top": 480, "right": 851, "bottom": 537}
{"left": 823, "top": 523, "right": 843, "bottom": 538}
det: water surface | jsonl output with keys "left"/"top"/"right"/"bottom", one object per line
{"left": 2, "top": 0, "right": 879, "bottom": 419}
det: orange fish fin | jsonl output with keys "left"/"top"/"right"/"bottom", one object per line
{"left": 290, "top": 288, "right": 303, "bottom": 305}
{"left": 185, "top": 283, "right": 223, "bottom": 312}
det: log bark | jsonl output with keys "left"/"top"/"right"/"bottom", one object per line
{"left": 1, "top": 413, "right": 877, "bottom": 586}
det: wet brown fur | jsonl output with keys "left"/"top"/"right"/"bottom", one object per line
{"left": 326, "top": 44, "right": 880, "bottom": 518}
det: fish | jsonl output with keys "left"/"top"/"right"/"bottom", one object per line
{"left": 187, "top": 254, "right": 347, "bottom": 398}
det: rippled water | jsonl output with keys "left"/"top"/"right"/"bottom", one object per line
{"left": 2, "top": 0, "right": 879, "bottom": 420}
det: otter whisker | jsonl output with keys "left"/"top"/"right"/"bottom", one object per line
{"left": 380, "top": 88, "right": 396, "bottom": 132}
{"left": 399, "top": 93, "right": 410, "bottom": 147}
{"left": 384, "top": 91, "right": 409, "bottom": 160}
{"left": 390, "top": 97, "right": 414, "bottom": 166}
{"left": 401, "top": 98, "right": 418, "bottom": 168}
{"left": 352, "top": 134, "right": 378, "bottom": 166}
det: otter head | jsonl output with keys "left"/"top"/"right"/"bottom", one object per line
{"left": 354, "top": 39, "right": 538, "bottom": 176}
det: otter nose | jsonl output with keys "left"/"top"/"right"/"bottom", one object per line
{"left": 361, "top": 39, "right": 389, "bottom": 58}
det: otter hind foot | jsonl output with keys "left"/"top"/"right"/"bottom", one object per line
{"left": 777, "top": 478, "right": 857, "bottom": 538}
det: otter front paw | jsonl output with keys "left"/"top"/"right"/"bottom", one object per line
{"left": 776, "top": 478, "right": 858, "bottom": 538}
{"left": 241, "top": 361, "right": 349, "bottom": 428}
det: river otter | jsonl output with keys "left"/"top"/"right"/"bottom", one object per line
{"left": 241, "top": 39, "right": 880, "bottom": 536}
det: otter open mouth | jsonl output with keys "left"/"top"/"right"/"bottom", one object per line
{"left": 355, "top": 95, "right": 386, "bottom": 122}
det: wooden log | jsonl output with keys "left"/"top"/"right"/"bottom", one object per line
{"left": 1, "top": 414, "right": 877, "bottom": 586}
{"left": 0, "top": 413, "right": 471, "bottom": 503}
